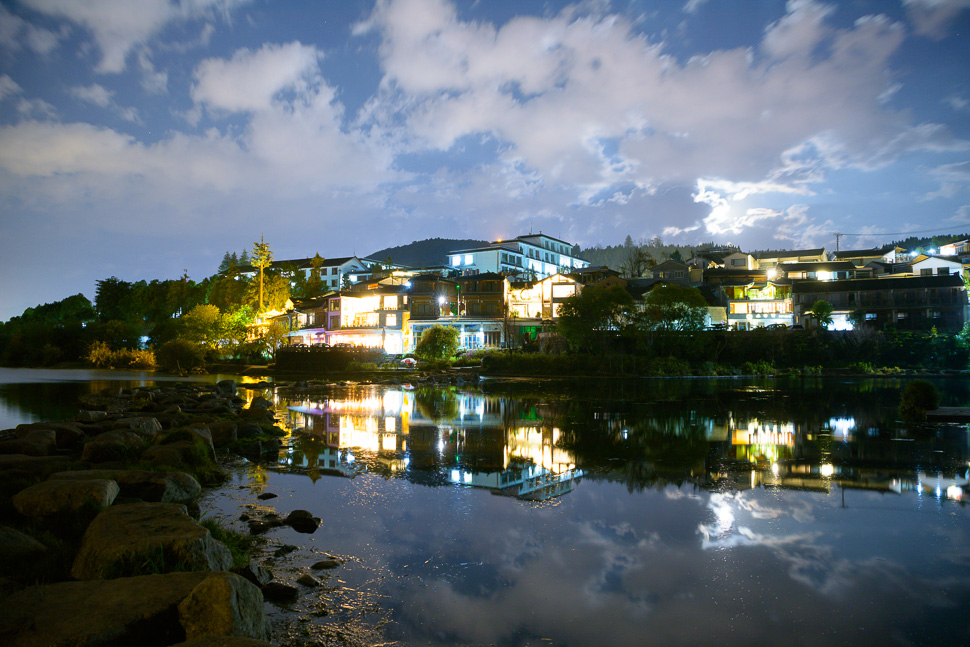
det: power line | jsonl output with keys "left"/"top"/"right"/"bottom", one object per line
{"left": 834, "top": 226, "right": 969, "bottom": 238}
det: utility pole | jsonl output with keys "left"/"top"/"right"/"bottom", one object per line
{"left": 834, "top": 232, "right": 843, "bottom": 252}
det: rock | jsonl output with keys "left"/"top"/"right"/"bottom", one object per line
{"left": 231, "top": 563, "right": 272, "bottom": 587}
{"left": 81, "top": 430, "right": 146, "bottom": 462}
{"left": 284, "top": 510, "right": 320, "bottom": 534}
{"left": 273, "top": 545, "right": 297, "bottom": 557}
{"left": 12, "top": 478, "right": 119, "bottom": 519}
{"left": 208, "top": 421, "right": 238, "bottom": 448}
{"left": 310, "top": 558, "right": 341, "bottom": 570}
{"left": 50, "top": 469, "right": 202, "bottom": 503}
{"left": 237, "top": 423, "right": 262, "bottom": 439}
{"left": 0, "top": 526, "right": 48, "bottom": 572}
{"left": 177, "top": 572, "right": 271, "bottom": 642}
{"left": 111, "top": 416, "right": 163, "bottom": 439}
{"left": 156, "top": 426, "right": 216, "bottom": 460}
{"left": 0, "top": 571, "right": 272, "bottom": 647}
{"left": 71, "top": 502, "right": 232, "bottom": 580}
{"left": 169, "top": 636, "right": 275, "bottom": 647}
{"left": 248, "top": 396, "right": 272, "bottom": 411}
{"left": 296, "top": 574, "right": 321, "bottom": 587}
{"left": 216, "top": 379, "right": 237, "bottom": 396}
{"left": 260, "top": 581, "right": 299, "bottom": 603}
{"left": 256, "top": 492, "right": 277, "bottom": 500}
{"left": 246, "top": 519, "right": 282, "bottom": 535}
{"left": 78, "top": 392, "right": 125, "bottom": 412}
{"left": 76, "top": 410, "right": 109, "bottom": 423}
{"left": 0, "top": 429, "right": 56, "bottom": 456}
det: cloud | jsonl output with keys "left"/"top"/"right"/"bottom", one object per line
{"left": 355, "top": 0, "right": 935, "bottom": 247}
{"left": 69, "top": 83, "right": 113, "bottom": 107}
{"left": 192, "top": 42, "right": 322, "bottom": 113}
{"left": 0, "top": 4, "right": 67, "bottom": 55}
{"left": 0, "top": 75, "right": 22, "bottom": 102}
{"left": 903, "top": 0, "right": 970, "bottom": 39}
{"left": 22, "top": 0, "right": 252, "bottom": 73}
{"left": 925, "top": 161, "right": 970, "bottom": 200}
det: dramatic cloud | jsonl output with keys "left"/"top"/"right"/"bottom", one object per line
{"left": 903, "top": 0, "right": 970, "bottom": 38}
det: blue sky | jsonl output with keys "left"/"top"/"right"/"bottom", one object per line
{"left": 1, "top": 0, "right": 968, "bottom": 320}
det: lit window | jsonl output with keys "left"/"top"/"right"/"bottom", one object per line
{"left": 386, "top": 314, "right": 397, "bottom": 326}
{"left": 451, "top": 256, "right": 461, "bottom": 267}
{"left": 464, "top": 254, "right": 473, "bottom": 265}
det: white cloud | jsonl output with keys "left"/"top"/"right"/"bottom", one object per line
{"left": 0, "top": 4, "right": 67, "bottom": 55}
{"left": 924, "top": 161, "right": 970, "bottom": 200}
{"left": 903, "top": 0, "right": 970, "bottom": 39}
{"left": 0, "top": 74, "right": 22, "bottom": 101}
{"left": 70, "top": 83, "right": 113, "bottom": 107}
{"left": 22, "top": 0, "right": 251, "bottom": 73}
{"left": 762, "top": 0, "right": 834, "bottom": 60}
{"left": 192, "top": 42, "right": 322, "bottom": 113}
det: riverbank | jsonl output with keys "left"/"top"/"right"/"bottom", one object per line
{"left": 0, "top": 379, "right": 330, "bottom": 646}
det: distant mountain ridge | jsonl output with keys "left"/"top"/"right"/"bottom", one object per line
{"left": 366, "top": 237, "right": 489, "bottom": 268}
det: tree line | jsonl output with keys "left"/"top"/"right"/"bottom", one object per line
{"left": 0, "top": 237, "right": 327, "bottom": 370}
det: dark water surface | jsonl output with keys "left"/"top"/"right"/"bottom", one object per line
{"left": 2, "top": 370, "right": 968, "bottom": 646}
{"left": 205, "top": 376, "right": 970, "bottom": 647}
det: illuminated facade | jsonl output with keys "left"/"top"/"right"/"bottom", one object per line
{"left": 448, "top": 234, "right": 589, "bottom": 279}
{"left": 722, "top": 279, "right": 794, "bottom": 329}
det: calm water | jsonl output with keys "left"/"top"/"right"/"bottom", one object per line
{"left": 2, "top": 370, "right": 968, "bottom": 646}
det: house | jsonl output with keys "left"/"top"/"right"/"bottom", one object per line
{"left": 722, "top": 252, "right": 758, "bottom": 270}
{"left": 912, "top": 255, "right": 964, "bottom": 278}
{"left": 792, "top": 274, "right": 967, "bottom": 331}
{"left": 778, "top": 261, "right": 871, "bottom": 281}
{"left": 754, "top": 248, "right": 827, "bottom": 268}
{"left": 717, "top": 277, "right": 794, "bottom": 330}
{"left": 447, "top": 233, "right": 589, "bottom": 279}
{"left": 832, "top": 247, "right": 901, "bottom": 266}
{"left": 508, "top": 273, "right": 582, "bottom": 320}
{"left": 649, "top": 259, "right": 692, "bottom": 283}
{"left": 940, "top": 239, "right": 970, "bottom": 256}
{"left": 238, "top": 256, "right": 375, "bottom": 291}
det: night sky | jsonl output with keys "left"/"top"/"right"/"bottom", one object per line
{"left": 1, "top": 0, "right": 968, "bottom": 320}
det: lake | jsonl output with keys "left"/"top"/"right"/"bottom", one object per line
{"left": 2, "top": 369, "right": 968, "bottom": 646}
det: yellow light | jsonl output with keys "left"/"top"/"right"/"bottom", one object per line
{"left": 820, "top": 464, "right": 835, "bottom": 477}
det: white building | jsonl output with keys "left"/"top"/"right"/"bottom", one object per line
{"left": 447, "top": 234, "right": 589, "bottom": 278}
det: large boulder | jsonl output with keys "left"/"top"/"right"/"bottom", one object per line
{"left": 177, "top": 572, "right": 271, "bottom": 641}
{"left": 0, "top": 571, "right": 270, "bottom": 647}
{"left": 110, "top": 416, "right": 163, "bottom": 439}
{"left": 12, "top": 478, "right": 119, "bottom": 519}
{"left": 0, "top": 429, "right": 56, "bottom": 456}
{"left": 81, "top": 430, "right": 146, "bottom": 463}
{"left": 71, "top": 502, "right": 232, "bottom": 580}
{"left": 0, "top": 526, "right": 48, "bottom": 573}
{"left": 207, "top": 421, "right": 238, "bottom": 448}
{"left": 50, "top": 469, "right": 202, "bottom": 503}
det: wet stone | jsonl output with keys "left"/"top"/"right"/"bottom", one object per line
{"left": 260, "top": 581, "right": 299, "bottom": 603}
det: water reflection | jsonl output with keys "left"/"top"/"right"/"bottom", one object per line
{"left": 269, "top": 380, "right": 969, "bottom": 505}
{"left": 277, "top": 387, "right": 584, "bottom": 502}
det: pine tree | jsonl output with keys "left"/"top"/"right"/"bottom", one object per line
{"left": 252, "top": 235, "right": 273, "bottom": 313}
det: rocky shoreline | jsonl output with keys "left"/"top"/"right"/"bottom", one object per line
{"left": 0, "top": 379, "right": 326, "bottom": 647}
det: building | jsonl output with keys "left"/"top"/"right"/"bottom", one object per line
{"left": 792, "top": 274, "right": 967, "bottom": 331}
{"left": 447, "top": 233, "right": 589, "bottom": 279}
{"left": 239, "top": 256, "right": 376, "bottom": 291}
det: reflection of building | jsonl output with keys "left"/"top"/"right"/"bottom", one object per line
{"left": 276, "top": 386, "right": 582, "bottom": 501}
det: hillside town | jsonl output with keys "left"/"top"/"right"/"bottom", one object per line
{"left": 240, "top": 233, "right": 970, "bottom": 355}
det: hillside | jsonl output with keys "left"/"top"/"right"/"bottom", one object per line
{"left": 366, "top": 237, "right": 489, "bottom": 268}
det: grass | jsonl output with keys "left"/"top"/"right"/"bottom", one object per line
{"left": 200, "top": 517, "right": 260, "bottom": 569}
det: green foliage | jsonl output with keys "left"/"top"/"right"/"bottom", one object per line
{"left": 200, "top": 518, "right": 258, "bottom": 569}
{"left": 556, "top": 285, "right": 633, "bottom": 353}
{"left": 156, "top": 339, "right": 205, "bottom": 374}
{"left": 415, "top": 325, "right": 461, "bottom": 360}
{"left": 252, "top": 234, "right": 273, "bottom": 312}
{"left": 899, "top": 379, "right": 941, "bottom": 423}
{"left": 743, "top": 360, "right": 775, "bottom": 375}
{"left": 808, "top": 300, "right": 834, "bottom": 329}
{"left": 181, "top": 304, "right": 222, "bottom": 348}
{"left": 85, "top": 341, "right": 156, "bottom": 369}
{"left": 638, "top": 284, "right": 708, "bottom": 332}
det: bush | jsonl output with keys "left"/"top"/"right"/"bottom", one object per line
{"left": 415, "top": 325, "right": 461, "bottom": 361}
{"left": 898, "top": 379, "right": 941, "bottom": 423}
{"left": 85, "top": 342, "right": 156, "bottom": 370}
{"left": 156, "top": 339, "right": 205, "bottom": 374}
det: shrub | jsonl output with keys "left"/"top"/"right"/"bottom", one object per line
{"left": 156, "top": 339, "right": 205, "bottom": 374}
{"left": 85, "top": 340, "right": 114, "bottom": 368}
{"left": 898, "top": 379, "right": 941, "bottom": 423}
{"left": 415, "top": 325, "right": 461, "bottom": 361}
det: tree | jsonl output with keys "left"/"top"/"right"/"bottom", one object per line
{"left": 808, "top": 300, "right": 834, "bottom": 329}
{"left": 621, "top": 245, "right": 653, "bottom": 278}
{"left": 181, "top": 304, "right": 222, "bottom": 349}
{"left": 252, "top": 235, "right": 273, "bottom": 312}
{"left": 95, "top": 277, "right": 134, "bottom": 322}
{"left": 305, "top": 253, "right": 325, "bottom": 297}
{"left": 415, "top": 325, "right": 461, "bottom": 361}
{"left": 556, "top": 286, "right": 634, "bottom": 353}
{"left": 638, "top": 284, "right": 708, "bottom": 332}
{"left": 264, "top": 320, "right": 291, "bottom": 360}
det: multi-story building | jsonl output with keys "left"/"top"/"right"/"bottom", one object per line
{"left": 792, "top": 274, "right": 967, "bottom": 331}
{"left": 239, "top": 255, "right": 376, "bottom": 291}
{"left": 447, "top": 233, "right": 589, "bottom": 278}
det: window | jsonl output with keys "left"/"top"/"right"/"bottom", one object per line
{"left": 920, "top": 268, "right": 932, "bottom": 276}
{"left": 731, "top": 258, "right": 745, "bottom": 267}
{"left": 865, "top": 313, "right": 876, "bottom": 320}
{"left": 451, "top": 256, "right": 461, "bottom": 267}
{"left": 937, "top": 268, "right": 949, "bottom": 275}
{"left": 385, "top": 313, "right": 397, "bottom": 326}
{"left": 464, "top": 254, "right": 473, "bottom": 265}
{"left": 331, "top": 267, "right": 338, "bottom": 275}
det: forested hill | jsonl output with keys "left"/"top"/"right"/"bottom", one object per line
{"left": 366, "top": 238, "right": 489, "bottom": 267}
